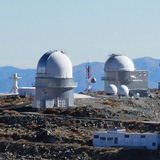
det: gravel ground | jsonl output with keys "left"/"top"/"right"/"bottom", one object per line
{"left": 0, "top": 89, "right": 159, "bottom": 159}
{"left": 75, "top": 89, "right": 160, "bottom": 122}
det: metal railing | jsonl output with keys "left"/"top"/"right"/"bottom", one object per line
{"left": 48, "top": 82, "right": 78, "bottom": 88}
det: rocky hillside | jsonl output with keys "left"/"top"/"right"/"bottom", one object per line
{"left": 0, "top": 110, "right": 160, "bottom": 159}
{"left": 0, "top": 89, "right": 160, "bottom": 159}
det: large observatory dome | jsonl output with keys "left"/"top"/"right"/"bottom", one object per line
{"left": 104, "top": 54, "right": 135, "bottom": 72}
{"left": 37, "top": 50, "right": 73, "bottom": 78}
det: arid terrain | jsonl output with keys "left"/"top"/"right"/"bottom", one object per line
{"left": 0, "top": 89, "right": 160, "bottom": 159}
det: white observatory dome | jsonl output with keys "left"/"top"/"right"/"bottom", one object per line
{"left": 117, "top": 85, "right": 129, "bottom": 96}
{"left": 104, "top": 54, "right": 135, "bottom": 72}
{"left": 37, "top": 50, "right": 73, "bottom": 78}
{"left": 106, "top": 84, "right": 117, "bottom": 95}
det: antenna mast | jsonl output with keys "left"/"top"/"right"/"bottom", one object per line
{"left": 86, "top": 62, "right": 92, "bottom": 92}
{"left": 85, "top": 62, "right": 96, "bottom": 93}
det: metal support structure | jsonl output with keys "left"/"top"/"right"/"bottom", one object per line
{"left": 9, "top": 73, "right": 22, "bottom": 93}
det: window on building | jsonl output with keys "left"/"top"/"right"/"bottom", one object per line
{"left": 125, "top": 135, "right": 129, "bottom": 138}
{"left": 94, "top": 135, "right": 99, "bottom": 139}
{"left": 107, "top": 137, "right": 113, "bottom": 141}
{"left": 100, "top": 137, "right": 106, "bottom": 140}
{"left": 152, "top": 142, "right": 156, "bottom": 146}
{"left": 57, "top": 99, "right": 67, "bottom": 107}
{"left": 106, "top": 137, "right": 113, "bottom": 145}
{"left": 141, "top": 135, "right": 145, "bottom": 138}
{"left": 114, "top": 137, "right": 118, "bottom": 144}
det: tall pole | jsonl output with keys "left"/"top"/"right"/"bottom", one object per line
{"left": 86, "top": 63, "right": 92, "bottom": 92}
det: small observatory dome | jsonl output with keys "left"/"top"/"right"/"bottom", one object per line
{"left": 117, "top": 85, "right": 129, "bottom": 96}
{"left": 106, "top": 84, "right": 117, "bottom": 95}
{"left": 37, "top": 50, "right": 72, "bottom": 78}
{"left": 104, "top": 54, "right": 135, "bottom": 72}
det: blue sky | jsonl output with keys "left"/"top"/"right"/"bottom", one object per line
{"left": 0, "top": 0, "right": 160, "bottom": 68}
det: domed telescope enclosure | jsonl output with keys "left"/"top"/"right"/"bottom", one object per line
{"left": 32, "top": 50, "right": 77, "bottom": 108}
{"left": 117, "top": 85, "right": 129, "bottom": 96}
{"left": 106, "top": 84, "right": 117, "bottom": 95}
{"left": 102, "top": 54, "right": 148, "bottom": 97}
{"left": 104, "top": 54, "right": 135, "bottom": 72}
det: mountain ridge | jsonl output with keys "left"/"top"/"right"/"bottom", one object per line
{"left": 0, "top": 57, "right": 160, "bottom": 93}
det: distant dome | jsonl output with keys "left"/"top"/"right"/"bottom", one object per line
{"left": 106, "top": 84, "right": 117, "bottom": 95}
{"left": 104, "top": 54, "right": 135, "bottom": 72}
{"left": 117, "top": 85, "right": 129, "bottom": 96}
{"left": 37, "top": 50, "right": 72, "bottom": 78}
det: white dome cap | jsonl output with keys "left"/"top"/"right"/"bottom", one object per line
{"left": 104, "top": 54, "right": 135, "bottom": 72}
{"left": 106, "top": 84, "right": 117, "bottom": 95}
{"left": 117, "top": 85, "right": 129, "bottom": 96}
{"left": 37, "top": 50, "right": 73, "bottom": 78}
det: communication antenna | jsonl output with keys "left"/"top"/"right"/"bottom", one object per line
{"left": 9, "top": 73, "right": 22, "bottom": 93}
{"left": 85, "top": 62, "right": 96, "bottom": 93}
{"left": 158, "top": 63, "right": 160, "bottom": 90}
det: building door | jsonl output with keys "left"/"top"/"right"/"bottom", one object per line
{"left": 57, "top": 98, "right": 68, "bottom": 107}
{"left": 100, "top": 137, "right": 106, "bottom": 146}
{"left": 114, "top": 137, "right": 118, "bottom": 144}
{"left": 141, "top": 135, "right": 146, "bottom": 147}
{"left": 124, "top": 135, "right": 130, "bottom": 146}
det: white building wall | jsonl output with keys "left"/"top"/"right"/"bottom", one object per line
{"left": 93, "top": 131, "right": 160, "bottom": 150}
{"left": 34, "top": 77, "right": 75, "bottom": 108}
{"left": 103, "top": 70, "right": 148, "bottom": 96}
{"left": 18, "top": 87, "right": 35, "bottom": 97}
